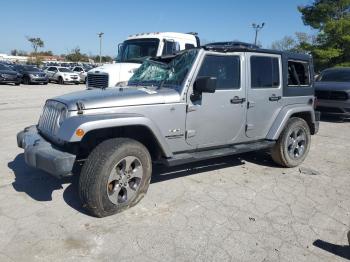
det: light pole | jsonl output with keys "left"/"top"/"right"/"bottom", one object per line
{"left": 252, "top": 23, "right": 265, "bottom": 46}
{"left": 98, "top": 32, "right": 104, "bottom": 64}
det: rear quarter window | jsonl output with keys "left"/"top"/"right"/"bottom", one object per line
{"left": 288, "top": 60, "right": 310, "bottom": 86}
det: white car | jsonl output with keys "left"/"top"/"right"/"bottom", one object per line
{"left": 45, "top": 66, "right": 80, "bottom": 85}
{"left": 71, "top": 66, "right": 90, "bottom": 83}
{"left": 87, "top": 32, "right": 200, "bottom": 89}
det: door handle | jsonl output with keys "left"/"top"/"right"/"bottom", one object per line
{"left": 230, "top": 96, "right": 246, "bottom": 104}
{"left": 269, "top": 95, "right": 281, "bottom": 102}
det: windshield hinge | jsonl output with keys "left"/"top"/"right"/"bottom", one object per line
{"left": 76, "top": 101, "right": 85, "bottom": 115}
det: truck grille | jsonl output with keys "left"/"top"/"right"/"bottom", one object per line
{"left": 87, "top": 73, "right": 109, "bottom": 89}
{"left": 38, "top": 100, "right": 65, "bottom": 135}
{"left": 315, "top": 90, "right": 349, "bottom": 101}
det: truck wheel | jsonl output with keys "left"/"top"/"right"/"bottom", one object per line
{"left": 271, "top": 117, "right": 311, "bottom": 167}
{"left": 79, "top": 138, "right": 152, "bottom": 217}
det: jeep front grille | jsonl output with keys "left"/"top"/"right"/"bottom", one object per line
{"left": 87, "top": 73, "right": 109, "bottom": 89}
{"left": 38, "top": 100, "right": 65, "bottom": 136}
{"left": 315, "top": 90, "right": 349, "bottom": 101}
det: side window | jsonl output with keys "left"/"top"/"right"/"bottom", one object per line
{"left": 288, "top": 61, "right": 310, "bottom": 86}
{"left": 197, "top": 55, "right": 240, "bottom": 90}
{"left": 53, "top": 67, "right": 58, "bottom": 72}
{"left": 162, "top": 40, "right": 180, "bottom": 55}
{"left": 251, "top": 56, "right": 280, "bottom": 88}
{"left": 185, "top": 43, "right": 195, "bottom": 50}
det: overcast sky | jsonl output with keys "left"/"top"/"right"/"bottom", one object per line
{"left": 0, "top": 0, "right": 314, "bottom": 56}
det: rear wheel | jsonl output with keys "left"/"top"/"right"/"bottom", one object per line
{"left": 271, "top": 117, "right": 311, "bottom": 167}
{"left": 79, "top": 138, "right": 152, "bottom": 217}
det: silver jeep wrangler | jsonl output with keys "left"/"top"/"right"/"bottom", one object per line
{"left": 17, "top": 42, "right": 320, "bottom": 217}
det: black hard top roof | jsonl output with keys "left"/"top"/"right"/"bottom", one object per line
{"left": 204, "top": 41, "right": 312, "bottom": 61}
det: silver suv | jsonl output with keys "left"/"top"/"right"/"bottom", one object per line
{"left": 17, "top": 42, "right": 320, "bottom": 217}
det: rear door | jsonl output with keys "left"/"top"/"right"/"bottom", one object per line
{"left": 185, "top": 53, "right": 246, "bottom": 148}
{"left": 246, "top": 53, "right": 283, "bottom": 139}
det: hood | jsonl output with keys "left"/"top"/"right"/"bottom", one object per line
{"left": 63, "top": 72, "right": 79, "bottom": 76}
{"left": 314, "top": 81, "right": 350, "bottom": 92}
{"left": 53, "top": 87, "right": 180, "bottom": 111}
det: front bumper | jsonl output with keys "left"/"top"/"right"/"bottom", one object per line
{"left": 316, "top": 99, "right": 350, "bottom": 117}
{"left": 30, "top": 77, "right": 49, "bottom": 83}
{"left": 17, "top": 125, "right": 76, "bottom": 178}
{"left": 0, "top": 77, "right": 21, "bottom": 84}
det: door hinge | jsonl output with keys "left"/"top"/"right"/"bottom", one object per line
{"left": 245, "top": 124, "right": 254, "bottom": 131}
{"left": 186, "top": 104, "right": 199, "bottom": 113}
{"left": 186, "top": 130, "right": 196, "bottom": 138}
{"left": 247, "top": 101, "right": 255, "bottom": 109}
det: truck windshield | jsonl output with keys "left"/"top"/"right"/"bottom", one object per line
{"left": 128, "top": 49, "right": 198, "bottom": 91}
{"left": 116, "top": 38, "right": 160, "bottom": 63}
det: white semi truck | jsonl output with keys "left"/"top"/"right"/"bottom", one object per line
{"left": 86, "top": 32, "right": 200, "bottom": 89}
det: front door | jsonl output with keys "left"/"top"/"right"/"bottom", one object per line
{"left": 246, "top": 53, "right": 283, "bottom": 139}
{"left": 185, "top": 53, "right": 246, "bottom": 148}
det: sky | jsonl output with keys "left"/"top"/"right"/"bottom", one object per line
{"left": 0, "top": 0, "right": 314, "bottom": 57}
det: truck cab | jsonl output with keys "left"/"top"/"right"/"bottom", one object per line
{"left": 86, "top": 32, "right": 200, "bottom": 89}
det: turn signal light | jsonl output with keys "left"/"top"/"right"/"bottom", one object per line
{"left": 76, "top": 129, "right": 85, "bottom": 137}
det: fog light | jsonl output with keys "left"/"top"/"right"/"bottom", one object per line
{"left": 76, "top": 129, "right": 85, "bottom": 137}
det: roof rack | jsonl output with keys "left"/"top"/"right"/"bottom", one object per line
{"left": 203, "top": 41, "right": 259, "bottom": 52}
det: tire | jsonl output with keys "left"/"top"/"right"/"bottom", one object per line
{"left": 23, "top": 76, "right": 30, "bottom": 85}
{"left": 58, "top": 77, "right": 64, "bottom": 85}
{"left": 79, "top": 138, "right": 152, "bottom": 217}
{"left": 271, "top": 117, "right": 311, "bottom": 167}
{"left": 15, "top": 82, "right": 20, "bottom": 86}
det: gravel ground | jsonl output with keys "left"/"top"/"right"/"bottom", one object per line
{"left": 0, "top": 83, "right": 349, "bottom": 262}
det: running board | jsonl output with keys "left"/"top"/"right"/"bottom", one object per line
{"left": 162, "top": 140, "right": 276, "bottom": 166}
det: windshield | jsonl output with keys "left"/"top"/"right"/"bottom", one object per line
{"left": 24, "top": 66, "right": 40, "bottom": 72}
{"left": 59, "top": 68, "right": 72, "bottom": 72}
{"left": 128, "top": 49, "right": 199, "bottom": 91}
{"left": 318, "top": 69, "right": 350, "bottom": 82}
{"left": 116, "top": 38, "right": 160, "bottom": 63}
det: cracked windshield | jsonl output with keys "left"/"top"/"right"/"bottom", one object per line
{"left": 128, "top": 49, "right": 198, "bottom": 92}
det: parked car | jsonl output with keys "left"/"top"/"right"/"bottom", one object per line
{"left": 0, "top": 64, "right": 21, "bottom": 85}
{"left": 17, "top": 42, "right": 319, "bottom": 217}
{"left": 13, "top": 65, "right": 48, "bottom": 85}
{"left": 314, "top": 67, "right": 350, "bottom": 118}
{"left": 71, "top": 66, "right": 90, "bottom": 83}
{"left": 87, "top": 32, "right": 200, "bottom": 89}
{"left": 44, "top": 66, "right": 80, "bottom": 84}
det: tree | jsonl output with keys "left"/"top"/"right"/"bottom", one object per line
{"left": 298, "top": 0, "right": 350, "bottom": 70}
{"left": 90, "top": 55, "right": 114, "bottom": 63}
{"left": 65, "top": 47, "right": 89, "bottom": 62}
{"left": 26, "top": 36, "right": 44, "bottom": 54}
{"left": 271, "top": 32, "right": 316, "bottom": 53}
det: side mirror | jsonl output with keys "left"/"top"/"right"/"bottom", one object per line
{"left": 193, "top": 76, "right": 217, "bottom": 93}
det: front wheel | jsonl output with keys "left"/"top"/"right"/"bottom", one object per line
{"left": 58, "top": 77, "right": 64, "bottom": 85}
{"left": 79, "top": 138, "right": 152, "bottom": 217}
{"left": 271, "top": 117, "right": 311, "bottom": 167}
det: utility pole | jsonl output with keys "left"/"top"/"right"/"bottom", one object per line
{"left": 98, "top": 32, "right": 104, "bottom": 64}
{"left": 252, "top": 23, "right": 265, "bottom": 46}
